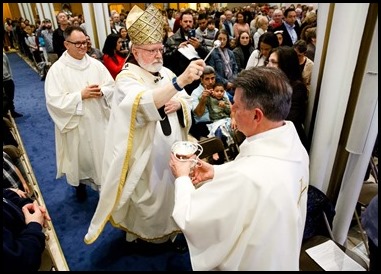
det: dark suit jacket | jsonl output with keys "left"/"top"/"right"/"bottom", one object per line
{"left": 273, "top": 22, "right": 301, "bottom": 47}
{"left": 52, "top": 27, "right": 66, "bottom": 57}
{"left": 223, "top": 21, "right": 234, "bottom": 38}
{"left": 164, "top": 28, "right": 209, "bottom": 95}
{"left": 3, "top": 189, "right": 45, "bottom": 272}
{"left": 233, "top": 45, "right": 254, "bottom": 72}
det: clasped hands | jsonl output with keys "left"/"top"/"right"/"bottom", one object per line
{"left": 82, "top": 84, "right": 103, "bottom": 99}
{"left": 23, "top": 200, "right": 51, "bottom": 229}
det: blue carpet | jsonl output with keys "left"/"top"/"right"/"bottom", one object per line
{"left": 8, "top": 52, "right": 192, "bottom": 271}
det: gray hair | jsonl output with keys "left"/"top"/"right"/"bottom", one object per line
{"left": 202, "top": 65, "right": 215, "bottom": 76}
{"left": 233, "top": 67, "right": 292, "bottom": 121}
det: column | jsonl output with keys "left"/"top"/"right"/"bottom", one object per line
{"left": 21, "top": 3, "right": 32, "bottom": 23}
{"left": 36, "top": 4, "right": 44, "bottom": 21}
{"left": 80, "top": 3, "right": 110, "bottom": 50}
{"left": 333, "top": 11, "right": 378, "bottom": 245}
{"left": 81, "top": 3, "right": 95, "bottom": 42}
{"left": 18, "top": 3, "right": 26, "bottom": 20}
{"left": 308, "top": 3, "right": 369, "bottom": 192}
{"left": 26, "top": 4, "right": 35, "bottom": 25}
{"left": 94, "top": 3, "right": 111, "bottom": 49}
{"left": 40, "top": 3, "right": 57, "bottom": 29}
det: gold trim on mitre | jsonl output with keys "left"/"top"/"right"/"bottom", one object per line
{"left": 126, "top": 4, "right": 164, "bottom": 45}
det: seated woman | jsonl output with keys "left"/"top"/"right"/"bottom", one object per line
{"left": 118, "top": 26, "right": 130, "bottom": 55}
{"left": 233, "top": 30, "right": 254, "bottom": 72}
{"left": 102, "top": 33, "right": 127, "bottom": 79}
{"left": 267, "top": 46, "right": 309, "bottom": 151}
{"left": 293, "top": 39, "right": 314, "bottom": 96}
{"left": 246, "top": 31, "right": 279, "bottom": 69}
{"left": 206, "top": 29, "right": 238, "bottom": 103}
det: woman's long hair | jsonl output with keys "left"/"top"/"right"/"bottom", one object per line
{"left": 257, "top": 32, "right": 279, "bottom": 58}
{"left": 102, "top": 33, "right": 125, "bottom": 65}
{"left": 214, "top": 29, "right": 230, "bottom": 49}
{"left": 270, "top": 46, "right": 302, "bottom": 83}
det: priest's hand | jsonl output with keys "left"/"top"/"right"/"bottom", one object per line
{"left": 82, "top": 84, "right": 103, "bottom": 99}
{"left": 177, "top": 59, "right": 206, "bottom": 89}
{"left": 191, "top": 160, "right": 214, "bottom": 185}
{"left": 164, "top": 99, "right": 181, "bottom": 114}
{"left": 169, "top": 153, "right": 194, "bottom": 178}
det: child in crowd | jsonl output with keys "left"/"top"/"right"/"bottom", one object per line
{"left": 24, "top": 24, "right": 47, "bottom": 79}
{"left": 204, "top": 18, "right": 219, "bottom": 51}
{"left": 118, "top": 26, "right": 130, "bottom": 55}
{"left": 205, "top": 82, "right": 231, "bottom": 122}
{"left": 203, "top": 82, "right": 234, "bottom": 160}
{"left": 24, "top": 25, "right": 42, "bottom": 64}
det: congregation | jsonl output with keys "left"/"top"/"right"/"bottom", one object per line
{"left": 4, "top": 2, "right": 317, "bottom": 171}
{"left": 3, "top": 3, "right": 322, "bottom": 271}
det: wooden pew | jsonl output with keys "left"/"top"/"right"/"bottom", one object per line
{"left": 6, "top": 114, "right": 70, "bottom": 271}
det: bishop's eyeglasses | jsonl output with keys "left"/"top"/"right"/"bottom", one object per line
{"left": 135, "top": 47, "right": 165, "bottom": 56}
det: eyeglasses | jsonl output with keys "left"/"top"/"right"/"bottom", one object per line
{"left": 135, "top": 47, "right": 164, "bottom": 56}
{"left": 66, "top": 40, "right": 88, "bottom": 48}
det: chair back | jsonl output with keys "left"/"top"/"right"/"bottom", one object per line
{"left": 300, "top": 186, "right": 369, "bottom": 271}
{"left": 198, "top": 137, "right": 230, "bottom": 162}
{"left": 303, "top": 185, "right": 336, "bottom": 241}
{"left": 232, "top": 130, "right": 245, "bottom": 146}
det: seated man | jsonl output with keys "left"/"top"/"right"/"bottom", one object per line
{"left": 190, "top": 66, "right": 231, "bottom": 164}
{"left": 190, "top": 66, "right": 230, "bottom": 140}
{"left": 3, "top": 187, "right": 50, "bottom": 271}
{"left": 3, "top": 151, "right": 30, "bottom": 194}
{"left": 86, "top": 35, "right": 103, "bottom": 62}
{"left": 204, "top": 82, "right": 234, "bottom": 146}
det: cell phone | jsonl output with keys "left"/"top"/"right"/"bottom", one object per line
{"left": 188, "top": 29, "right": 196, "bottom": 38}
